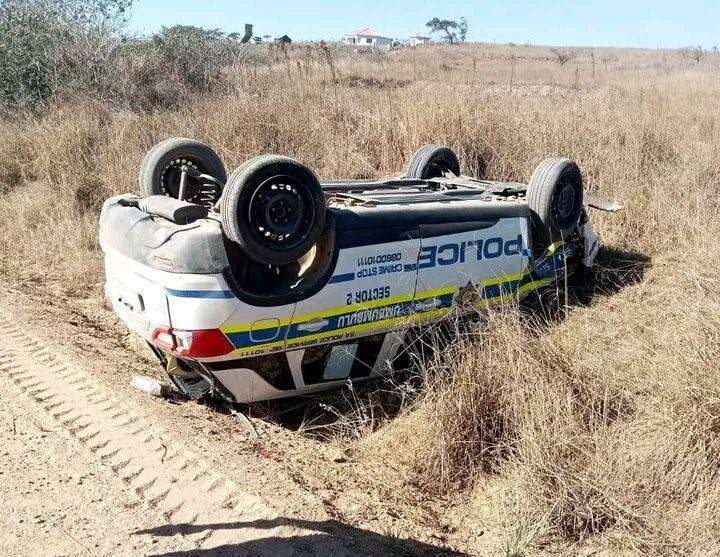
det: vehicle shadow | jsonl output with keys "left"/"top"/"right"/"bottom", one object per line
{"left": 237, "top": 368, "right": 421, "bottom": 440}
{"left": 136, "top": 517, "right": 469, "bottom": 556}
{"left": 238, "top": 246, "right": 651, "bottom": 438}
{"left": 519, "top": 245, "right": 651, "bottom": 323}
{"left": 592, "top": 245, "right": 651, "bottom": 295}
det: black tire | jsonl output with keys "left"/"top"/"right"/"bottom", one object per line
{"left": 139, "top": 138, "right": 227, "bottom": 207}
{"left": 221, "top": 155, "right": 326, "bottom": 266}
{"left": 406, "top": 144, "right": 460, "bottom": 179}
{"left": 218, "top": 156, "right": 254, "bottom": 218}
{"left": 527, "top": 157, "right": 584, "bottom": 243}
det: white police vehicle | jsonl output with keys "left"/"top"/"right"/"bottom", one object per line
{"left": 100, "top": 139, "right": 618, "bottom": 402}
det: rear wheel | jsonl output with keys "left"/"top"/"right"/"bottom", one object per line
{"left": 139, "top": 138, "right": 226, "bottom": 208}
{"left": 220, "top": 155, "right": 326, "bottom": 266}
{"left": 527, "top": 157, "right": 584, "bottom": 243}
{"left": 406, "top": 144, "right": 460, "bottom": 179}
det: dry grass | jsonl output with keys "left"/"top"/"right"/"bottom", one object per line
{"left": 2, "top": 42, "right": 720, "bottom": 554}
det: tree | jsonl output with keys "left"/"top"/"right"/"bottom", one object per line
{"left": 458, "top": 17, "right": 468, "bottom": 42}
{"left": 549, "top": 48, "right": 575, "bottom": 67}
{"left": 150, "top": 25, "right": 233, "bottom": 90}
{"left": 426, "top": 17, "right": 459, "bottom": 44}
{"left": 156, "top": 25, "right": 225, "bottom": 42}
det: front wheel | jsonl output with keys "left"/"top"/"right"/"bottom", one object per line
{"left": 220, "top": 155, "right": 326, "bottom": 266}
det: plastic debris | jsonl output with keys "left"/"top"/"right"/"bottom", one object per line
{"left": 130, "top": 375, "right": 171, "bottom": 397}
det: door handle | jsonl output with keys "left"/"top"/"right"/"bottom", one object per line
{"left": 297, "top": 318, "right": 330, "bottom": 333}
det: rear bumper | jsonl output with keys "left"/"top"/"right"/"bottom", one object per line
{"left": 104, "top": 250, "right": 171, "bottom": 339}
{"left": 103, "top": 247, "right": 237, "bottom": 339}
{"left": 99, "top": 194, "right": 229, "bottom": 275}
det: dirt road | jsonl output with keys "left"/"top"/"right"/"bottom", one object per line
{"left": 1, "top": 368, "right": 195, "bottom": 556}
{"left": 0, "top": 297, "right": 467, "bottom": 556}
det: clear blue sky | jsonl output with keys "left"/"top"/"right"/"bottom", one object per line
{"left": 126, "top": 1, "right": 719, "bottom": 49}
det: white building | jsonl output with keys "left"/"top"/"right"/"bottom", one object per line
{"left": 409, "top": 34, "right": 431, "bottom": 46}
{"left": 343, "top": 28, "right": 393, "bottom": 49}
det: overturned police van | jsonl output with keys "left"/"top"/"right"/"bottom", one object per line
{"left": 99, "top": 139, "right": 619, "bottom": 403}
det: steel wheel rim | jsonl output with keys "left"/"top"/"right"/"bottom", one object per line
{"left": 247, "top": 175, "right": 315, "bottom": 249}
{"left": 553, "top": 179, "right": 578, "bottom": 227}
{"left": 160, "top": 157, "right": 216, "bottom": 206}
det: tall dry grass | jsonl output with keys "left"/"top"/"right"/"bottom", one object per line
{"left": 1, "top": 43, "right": 720, "bottom": 554}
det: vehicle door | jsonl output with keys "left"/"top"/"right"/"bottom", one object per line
{"left": 285, "top": 224, "right": 421, "bottom": 387}
{"left": 415, "top": 217, "right": 531, "bottom": 316}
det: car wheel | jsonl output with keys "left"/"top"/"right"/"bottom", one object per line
{"left": 406, "top": 144, "right": 461, "bottom": 179}
{"left": 221, "top": 155, "right": 326, "bottom": 266}
{"left": 139, "top": 138, "right": 227, "bottom": 207}
{"left": 527, "top": 157, "right": 584, "bottom": 243}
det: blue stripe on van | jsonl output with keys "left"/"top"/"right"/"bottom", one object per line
{"left": 329, "top": 272, "right": 356, "bottom": 284}
{"left": 481, "top": 280, "right": 521, "bottom": 299}
{"left": 166, "top": 288, "right": 235, "bottom": 299}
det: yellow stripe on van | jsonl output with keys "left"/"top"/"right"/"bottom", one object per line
{"left": 479, "top": 271, "right": 526, "bottom": 287}
{"left": 294, "top": 285, "right": 455, "bottom": 324}
{"left": 285, "top": 306, "right": 452, "bottom": 349}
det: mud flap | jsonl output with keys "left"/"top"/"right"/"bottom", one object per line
{"left": 584, "top": 191, "right": 623, "bottom": 212}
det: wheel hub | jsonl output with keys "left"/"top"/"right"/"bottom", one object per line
{"left": 161, "top": 158, "right": 196, "bottom": 197}
{"left": 264, "top": 191, "right": 303, "bottom": 235}
{"left": 553, "top": 180, "right": 577, "bottom": 225}
{"left": 249, "top": 176, "right": 312, "bottom": 245}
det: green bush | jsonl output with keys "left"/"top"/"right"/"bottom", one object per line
{"left": 152, "top": 25, "right": 232, "bottom": 90}
{"left": 0, "top": 0, "right": 131, "bottom": 113}
{"left": 0, "top": 3, "right": 258, "bottom": 113}
{"left": 115, "top": 25, "right": 242, "bottom": 109}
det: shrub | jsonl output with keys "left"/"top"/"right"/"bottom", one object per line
{"left": 0, "top": 0, "right": 131, "bottom": 113}
{"left": 114, "top": 25, "right": 240, "bottom": 109}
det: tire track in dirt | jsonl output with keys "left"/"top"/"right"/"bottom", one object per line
{"left": 0, "top": 298, "right": 469, "bottom": 555}
{"left": 0, "top": 309, "right": 305, "bottom": 551}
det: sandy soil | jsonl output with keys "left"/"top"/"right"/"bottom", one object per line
{"left": 0, "top": 369, "right": 202, "bottom": 556}
{"left": 0, "top": 285, "right": 472, "bottom": 556}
